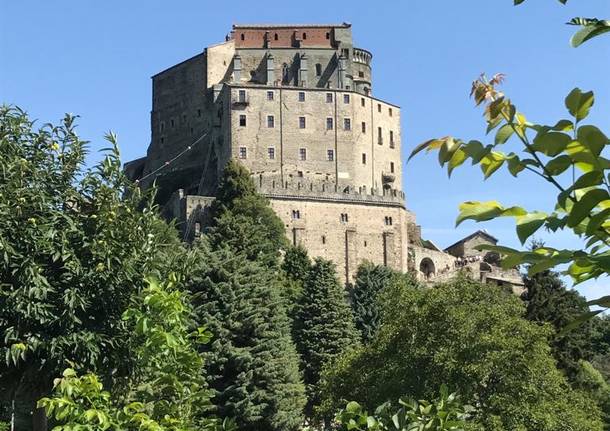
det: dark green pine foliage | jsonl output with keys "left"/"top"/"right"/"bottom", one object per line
{"left": 207, "top": 159, "right": 288, "bottom": 267}
{"left": 294, "top": 258, "right": 359, "bottom": 415}
{"left": 350, "top": 262, "right": 399, "bottom": 343}
{"left": 188, "top": 243, "right": 306, "bottom": 431}
{"left": 282, "top": 245, "right": 312, "bottom": 286}
{"left": 523, "top": 268, "right": 594, "bottom": 383}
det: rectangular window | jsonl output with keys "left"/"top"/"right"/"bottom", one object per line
{"left": 327, "top": 149, "right": 334, "bottom": 161}
{"left": 267, "top": 91, "right": 274, "bottom": 101}
{"left": 343, "top": 94, "right": 350, "bottom": 104}
{"left": 239, "top": 147, "right": 247, "bottom": 159}
{"left": 362, "top": 153, "right": 367, "bottom": 164}
{"left": 341, "top": 213, "right": 349, "bottom": 223}
{"left": 389, "top": 107, "right": 393, "bottom": 117}
{"left": 292, "top": 210, "right": 301, "bottom": 219}
{"left": 298, "top": 91, "right": 305, "bottom": 102}
{"left": 197, "top": 109, "right": 201, "bottom": 117}
{"left": 160, "top": 121, "right": 165, "bottom": 132}
{"left": 390, "top": 162, "right": 395, "bottom": 173}
{"left": 238, "top": 90, "right": 246, "bottom": 102}
{"left": 343, "top": 118, "right": 351, "bottom": 131}
{"left": 390, "top": 131, "right": 395, "bottom": 148}
{"left": 267, "top": 115, "right": 275, "bottom": 128}
{"left": 239, "top": 115, "right": 246, "bottom": 127}
{"left": 361, "top": 122, "right": 366, "bottom": 133}
{"left": 326, "top": 92, "right": 333, "bottom": 103}
{"left": 326, "top": 117, "right": 333, "bottom": 130}
{"left": 171, "top": 119, "right": 175, "bottom": 128}
{"left": 268, "top": 147, "right": 275, "bottom": 159}
{"left": 299, "top": 116, "right": 306, "bottom": 129}
{"left": 361, "top": 98, "right": 365, "bottom": 107}
{"left": 299, "top": 148, "right": 307, "bottom": 161}
{"left": 378, "top": 127, "right": 383, "bottom": 144}
{"left": 377, "top": 103, "right": 382, "bottom": 113}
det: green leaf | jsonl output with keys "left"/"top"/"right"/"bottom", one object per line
{"left": 516, "top": 212, "right": 548, "bottom": 244}
{"left": 532, "top": 132, "right": 571, "bottom": 156}
{"left": 552, "top": 119, "right": 574, "bottom": 132}
{"left": 545, "top": 155, "right": 572, "bottom": 175}
{"left": 495, "top": 124, "right": 514, "bottom": 145}
{"left": 409, "top": 138, "right": 445, "bottom": 161}
{"left": 577, "top": 125, "right": 608, "bottom": 156}
{"left": 569, "top": 19, "right": 610, "bottom": 47}
{"left": 507, "top": 155, "right": 526, "bottom": 177}
{"left": 456, "top": 201, "right": 526, "bottom": 226}
{"left": 565, "top": 88, "right": 594, "bottom": 121}
{"left": 480, "top": 152, "right": 505, "bottom": 179}
{"left": 567, "top": 188, "right": 610, "bottom": 227}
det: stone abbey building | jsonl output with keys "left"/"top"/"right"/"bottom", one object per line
{"left": 125, "top": 23, "right": 523, "bottom": 290}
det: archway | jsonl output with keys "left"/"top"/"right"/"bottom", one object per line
{"left": 419, "top": 258, "right": 436, "bottom": 280}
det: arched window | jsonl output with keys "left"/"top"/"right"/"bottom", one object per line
{"left": 240, "top": 33, "right": 245, "bottom": 41}
{"left": 419, "top": 258, "right": 436, "bottom": 280}
{"left": 302, "top": 32, "right": 307, "bottom": 40}
{"left": 315, "top": 63, "right": 322, "bottom": 76}
{"left": 274, "top": 33, "right": 278, "bottom": 41}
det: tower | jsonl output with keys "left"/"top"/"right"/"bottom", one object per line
{"left": 125, "top": 23, "right": 413, "bottom": 284}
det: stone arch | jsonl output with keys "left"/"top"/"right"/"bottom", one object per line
{"left": 419, "top": 258, "right": 435, "bottom": 280}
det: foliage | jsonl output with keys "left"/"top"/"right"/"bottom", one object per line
{"left": 523, "top": 263, "right": 594, "bottom": 383}
{"left": 349, "top": 263, "right": 412, "bottom": 343}
{"left": 186, "top": 240, "right": 306, "bottom": 431}
{"left": 293, "top": 258, "right": 360, "bottom": 418}
{"left": 335, "top": 386, "right": 473, "bottom": 431}
{"left": 0, "top": 106, "right": 180, "bottom": 426}
{"left": 575, "top": 361, "right": 610, "bottom": 429}
{"left": 207, "top": 159, "right": 288, "bottom": 267}
{"left": 514, "top": 0, "right": 609, "bottom": 46}
{"left": 282, "top": 244, "right": 312, "bottom": 286}
{"left": 321, "top": 276, "right": 603, "bottom": 430}
{"left": 38, "top": 275, "right": 225, "bottom": 430}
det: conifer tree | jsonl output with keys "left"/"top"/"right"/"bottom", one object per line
{"left": 293, "top": 258, "right": 359, "bottom": 416}
{"left": 350, "top": 262, "right": 400, "bottom": 342}
{"left": 282, "top": 244, "right": 312, "bottom": 285}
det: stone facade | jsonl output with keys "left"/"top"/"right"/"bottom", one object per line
{"left": 125, "top": 23, "right": 523, "bottom": 290}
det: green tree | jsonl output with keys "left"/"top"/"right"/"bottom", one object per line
{"left": 0, "top": 107, "right": 180, "bottom": 430}
{"left": 38, "top": 276, "right": 225, "bottom": 431}
{"left": 207, "top": 160, "right": 288, "bottom": 268}
{"left": 293, "top": 258, "right": 360, "bottom": 418}
{"left": 321, "top": 276, "right": 603, "bottom": 431}
{"left": 282, "top": 244, "right": 312, "bottom": 286}
{"left": 350, "top": 263, "right": 413, "bottom": 343}
{"left": 186, "top": 242, "right": 306, "bottom": 431}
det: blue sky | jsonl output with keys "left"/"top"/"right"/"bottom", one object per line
{"left": 1, "top": 0, "right": 609, "bottom": 298}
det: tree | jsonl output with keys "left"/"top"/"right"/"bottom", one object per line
{"left": 320, "top": 276, "right": 604, "bottom": 431}
{"left": 282, "top": 245, "right": 312, "bottom": 286}
{"left": 207, "top": 160, "right": 288, "bottom": 268}
{"left": 186, "top": 242, "right": 306, "bottom": 431}
{"left": 350, "top": 263, "right": 413, "bottom": 343}
{"left": 293, "top": 258, "right": 360, "bottom": 418}
{"left": 38, "top": 276, "right": 226, "bottom": 431}
{"left": 0, "top": 107, "right": 181, "bottom": 430}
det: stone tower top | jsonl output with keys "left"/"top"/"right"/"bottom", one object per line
{"left": 230, "top": 23, "right": 352, "bottom": 49}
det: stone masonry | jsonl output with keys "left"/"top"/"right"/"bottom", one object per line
{"left": 125, "top": 23, "right": 523, "bottom": 289}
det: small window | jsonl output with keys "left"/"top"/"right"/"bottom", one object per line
{"left": 297, "top": 170, "right": 304, "bottom": 177}
{"left": 362, "top": 153, "right": 367, "bottom": 164}
{"left": 299, "top": 117, "right": 306, "bottom": 129}
{"left": 197, "top": 109, "right": 201, "bottom": 117}
{"left": 378, "top": 127, "right": 383, "bottom": 144}
{"left": 364, "top": 240, "right": 368, "bottom": 247}
{"left": 341, "top": 213, "right": 349, "bottom": 223}
{"left": 377, "top": 103, "right": 382, "bottom": 113}
{"left": 267, "top": 91, "right": 274, "bottom": 100}
{"left": 190, "top": 127, "right": 194, "bottom": 135}
{"left": 302, "top": 32, "right": 307, "bottom": 40}
{"left": 274, "top": 33, "right": 279, "bottom": 41}
{"left": 389, "top": 107, "right": 393, "bottom": 117}
{"left": 299, "top": 148, "right": 307, "bottom": 160}
{"left": 238, "top": 89, "right": 247, "bottom": 102}
{"left": 327, "top": 149, "right": 334, "bottom": 161}
{"left": 239, "top": 115, "right": 247, "bottom": 127}
{"left": 161, "top": 137, "right": 164, "bottom": 144}
{"left": 390, "top": 162, "right": 395, "bottom": 173}
{"left": 344, "top": 118, "right": 351, "bottom": 131}
{"left": 298, "top": 91, "right": 305, "bottom": 102}
{"left": 316, "top": 63, "right": 322, "bottom": 77}
{"left": 341, "top": 48, "right": 349, "bottom": 57}
{"left": 268, "top": 147, "right": 275, "bottom": 159}
{"left": 390, "top": 131, "right": 395, "bottom": 148}
{"left": 325, "top": 32, "right": 330, "bottom": 40}
{"left": 358, "top": 71, "right": 364, "bottom": 78}
{"left": 292, "top": 210, "right": 301, "bottom": 220}
{"left": 239, "top": 147, "right": 247, "bottom": 159}
{"left": 361, "top": 98, "right": 365, "bottom": 107}
{"left": 171, "top": 119, "right": 175, "bottom": 128}
{"left": 326, "top": 118, "right": 333, "bottom": 130}
{"left": 182, "top": 114, "right": 187, "bottom": 122}
{"left": 240, "top": 33, "right": 245, "bottom": 41}
{"left": 267, "top": 115, "right": 275, "bottom": 128}
{"left": 322, "top": 235, "right": 326, "bottom": 244}
{"left": 160, "top": 122, "right": 165, "bottom": 132}
{"left": 384, "top": 216, "right": 393, "bottom": 226}
{"left": 326, "top": 93, "right": 333, "bottom": 103}
{"left": 343, "top": 94, "right": 350, "bottom": 104}
{"left": 361, "top": 122, "right": 366, "bottom": 133}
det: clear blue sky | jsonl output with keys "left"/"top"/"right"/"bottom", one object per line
{"left": 1, "top": 0, "right": 609, "bottom": 298}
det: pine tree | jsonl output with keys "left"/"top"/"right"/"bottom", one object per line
{"left": 188, "top": 242, "right": 306, "bottom": 431}
{"left": 350, "top": 262, "right": 399, "bottom": 342}
{"left": 293, "top": 258, "right": 360, "bottom": 416}
{"left": 207, "top": 159, "right": 288, "bottom": 267}
{"left": 282, "top": 244, "right": 312, "bottom": 285}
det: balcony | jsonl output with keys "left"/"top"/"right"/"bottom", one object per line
{"left": 353, "top": 47, "right": 372, "bottom": 66}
